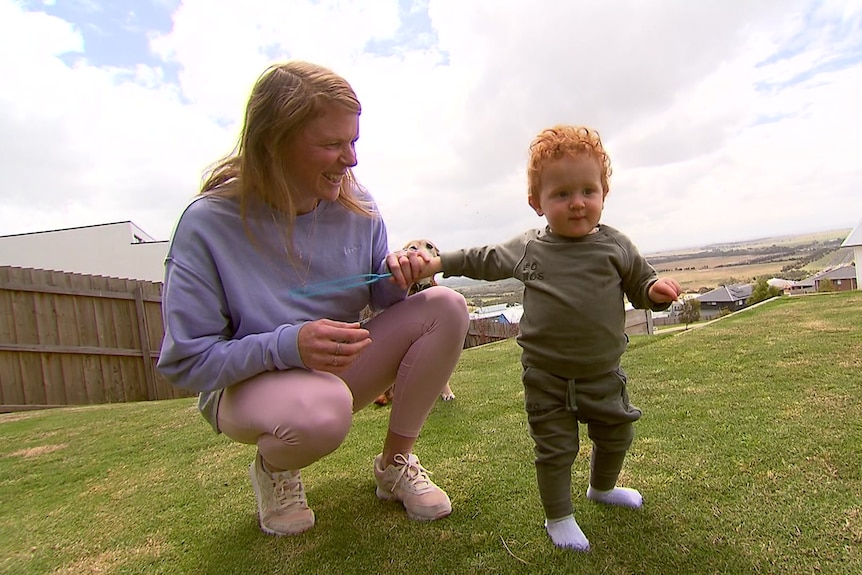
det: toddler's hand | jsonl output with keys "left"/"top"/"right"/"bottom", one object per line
{"left": 649, "top": 278, "right": 682, "bottom": 303}
{"left": 385, "top": 248, "right": 431, "bottom": 290}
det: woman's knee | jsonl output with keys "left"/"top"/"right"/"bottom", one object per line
{"left": 287, "top": 382, "right": 353, "bottom": 449}
{"left": 423, "top": 286, "right": 469, "bottom": 331}
{"left": 259, "top": 383, "right": 353, "bottom": 469}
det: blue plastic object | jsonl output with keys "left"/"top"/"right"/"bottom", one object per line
{"left": 293, "top": 272, "right": 393, "bottom": 298}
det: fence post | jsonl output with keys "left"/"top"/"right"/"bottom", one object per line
{"left": 134, "top": 283, "right": 157, "bottom": 400}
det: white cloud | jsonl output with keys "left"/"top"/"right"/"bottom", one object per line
{"left": 150, "top": 0, "right": 402, "bottom": 121}
{"left": 0, "top": 0, "right": 231, "bottom": 237}
{"left": 1, "top": 0, "right": 860, "bottom": 256}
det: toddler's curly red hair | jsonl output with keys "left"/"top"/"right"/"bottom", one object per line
{"left": 527, "top": 125, "right": 612, "bottom": 201}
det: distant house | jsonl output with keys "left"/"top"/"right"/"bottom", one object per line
{"left": 470, "top": 304, "right": 521, "bottom": 323}
{"left": 652, "top": 294, "right": 698, "bottom": 327}
{"left": 786, "top": 277, "right": 815, "bottom": 295}
{"left": 841, "top": 220, "right": 862, "bottom": 290}
{"left": 697, "top": 283, "right": 753, "bottom": 319}
{"left": 0, "top": 222, "right": 168, "bottom": 282}
{"left": 808, "top": 264, "right": 858, "bottom": 292}
{"left": 767, "top": 278, "right": 796, "bottom": 291}
{"left": 767, "top": 277, "right": 807, "bottom": 295}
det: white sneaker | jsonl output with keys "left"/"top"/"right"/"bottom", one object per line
{"left": 373, "top": 453, "right": 452, "bottom": 521}
{"left": 249, "top": 452, "right": 315, "bottom": 535}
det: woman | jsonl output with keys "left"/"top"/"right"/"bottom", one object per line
{"left": 157, "top": 61, "right": 469, "bottom": 536}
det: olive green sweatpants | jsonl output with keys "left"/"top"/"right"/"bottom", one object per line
{"left": 523, "top": 365, "right": 642, "bottom": 519}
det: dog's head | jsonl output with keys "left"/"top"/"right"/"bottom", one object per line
{"left": 403, "top": 239, "right": 440, "bottom": 258}
{"left": 402, "top": 239, "right": 440, "bottom": 294}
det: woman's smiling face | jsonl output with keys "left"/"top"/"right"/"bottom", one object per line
{"left": 282, "top": 101, "right": 359, "bottom": 214}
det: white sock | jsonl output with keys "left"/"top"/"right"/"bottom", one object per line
{"left": 544, "top": 515, "right": 590, "bottom": 551}
{"left": 586, "top": 486, "right": 643, "bottom": 508}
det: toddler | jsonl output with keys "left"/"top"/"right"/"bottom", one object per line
{"left": 423, "top": 125, "right": 680, "bottom": 550}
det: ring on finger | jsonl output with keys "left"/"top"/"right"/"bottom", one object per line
{"left": 332, "top": 356, "right": 339, "bottom": 367}
{"left": 335, "top": 342, "right": 341, "bottom": 356}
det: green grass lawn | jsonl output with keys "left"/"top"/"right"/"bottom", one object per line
{"left": 2, "top": 292, "right": 861, "bottom": 574}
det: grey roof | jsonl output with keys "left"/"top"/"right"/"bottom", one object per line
{"left": 842, "top": 220, "right": 862, "bottom": 247}
{"left": 799, "top": 264, "right": 857, "bottom": 284}
{"left": 812, "top": 264, "right": 857, "bottom": 281}
{"left": 0, "top": 220, "right": 144, "bottom": 239}
{"left": 697, "top": 283, "right": 753, "bottom": 303}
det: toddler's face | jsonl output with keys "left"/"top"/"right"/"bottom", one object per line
{"left": 529, "top": 154, "right": 605, "bottom": 238}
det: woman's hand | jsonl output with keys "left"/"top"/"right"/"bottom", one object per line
{"left": 649, "top": 277, "right": 682, "bottom": 303}
{"left": 298, "top": 319, "right": 372, "bottom": 373}
{"left": 385, "top": 248, "right": 433, "bottom": 290}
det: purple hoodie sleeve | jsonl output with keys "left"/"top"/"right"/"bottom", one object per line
{"left": 157, "top": 257, "right": 309, "bottom": 393}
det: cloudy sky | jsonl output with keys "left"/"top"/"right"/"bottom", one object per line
{"left": 2, "top": 0, "right": 861, "bottom": 255}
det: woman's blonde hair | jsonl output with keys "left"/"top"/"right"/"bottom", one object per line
{"left": 201, "top": 61, "right": 373, "bottom": 232}
{"left": 527, "top": 125, "right": 612, "bottom": 201}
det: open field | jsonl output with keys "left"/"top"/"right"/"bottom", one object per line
{"left": 645, "top": 228, "right": 853, "bottom": 291}
{"left": 2, "top": 291, "right": 860, "bottom": 574}
{"left": 653, "top": 262, "right": 804, "bottom": 292}
{"left": 653, "top": 250, "right": 855, "bottom": 293}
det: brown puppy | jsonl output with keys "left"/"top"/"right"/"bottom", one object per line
{"left": 374, "top": 239, "right": 456, "bottom": 406}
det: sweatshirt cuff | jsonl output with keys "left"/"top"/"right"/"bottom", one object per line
{"left": 439, "top": 251, "right": 463, "bottom": 277}
{"left": 371, "top": 261, "right": 408, "bottom": 309}
{"left": 276, "top": 323, "right": 308, "bottom": 369}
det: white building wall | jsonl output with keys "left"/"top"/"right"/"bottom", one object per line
{"left": 841, "top": 221, "right": 861, "bottom": 290}
{"left": 0, "top": 222, "right": 169, "bottom": 282}
{"left": 855, "top": 247, "right": 862, "bottom": 290}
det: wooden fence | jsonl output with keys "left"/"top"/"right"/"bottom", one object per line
{"left": 465, "top": 318, "right": 520, "bottom": 348}
{"left": 0, "top": 266, "right": 194, "bottom": 412}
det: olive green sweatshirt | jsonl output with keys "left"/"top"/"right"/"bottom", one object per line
{"left": 440, "top": 224, "right": 669, "bottom": 379}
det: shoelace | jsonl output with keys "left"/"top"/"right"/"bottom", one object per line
{"left": 390, "top": 453, "right": 434, "bottom": 494}
{"left": 272, "top": 471, "right": 306, "bottom": 508}
{"left": 293, "top": 273, "right": 393, "bottom": 298}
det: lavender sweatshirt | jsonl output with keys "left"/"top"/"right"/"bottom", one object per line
{"left": 157, "top": 192, "right": 406, "bottom": 431}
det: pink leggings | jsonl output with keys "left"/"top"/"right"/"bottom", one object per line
{"left": 216, "top": 287, "right": 469, "bottom": 470}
